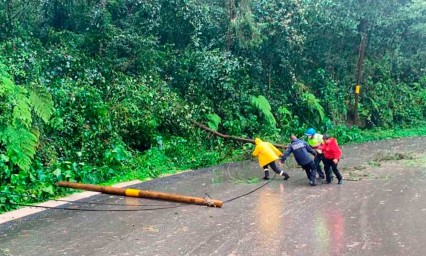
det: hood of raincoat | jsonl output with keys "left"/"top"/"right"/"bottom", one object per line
{"left": 255, "top": 138, "right": 262, "bottom": 145}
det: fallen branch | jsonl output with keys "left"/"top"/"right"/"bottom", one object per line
{"left": 191, "top": 120, "right": 287, "bottom": 149}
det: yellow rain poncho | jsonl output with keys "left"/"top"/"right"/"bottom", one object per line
{"left": 252, "top": 138, "right": 282, "bottom": 167}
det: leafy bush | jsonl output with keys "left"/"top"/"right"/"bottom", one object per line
{"left": 0, "top": 61, "right": 54, "bottom": 171}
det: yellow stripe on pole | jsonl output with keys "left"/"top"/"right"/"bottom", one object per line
{"left": 355, "top": 85, "right": 361, "bottom": 94}
{"left": 125, "top": 188, "right": 140, "bottom": 197}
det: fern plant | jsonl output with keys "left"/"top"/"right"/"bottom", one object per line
{"left": 250, "top": 95, "right": 277, "bottom": 126}
{"left": 277, "top": 106, "right": 293, "bottom": 128}
{"left": 1, "top": 126, "right": 39, "bottom": 171}
{"left": 301, "top": 92, "right": 325, "bottom": 124}
{"left": 0, "top": 64, "right": 54, "bottom": 171}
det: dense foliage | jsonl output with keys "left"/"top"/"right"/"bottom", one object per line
{"left": 0, "top": 0, "right": 425, "bottom": 211}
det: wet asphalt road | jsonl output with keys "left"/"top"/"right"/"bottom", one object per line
{"left": 1, "top": 137, "right": 426, "bottom": 256}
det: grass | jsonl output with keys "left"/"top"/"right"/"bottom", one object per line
{"left": 404, "top": 155, "right": 426, "bottom": 168}
{"left": 353, "top": 125, "right": 426, "bottom": 144}
{"left": 232, "top": 176, "right": 260, "bottom": 184}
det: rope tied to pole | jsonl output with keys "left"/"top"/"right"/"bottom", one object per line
{"left": 203, "top": 193, "right": 216, "bottom": 207}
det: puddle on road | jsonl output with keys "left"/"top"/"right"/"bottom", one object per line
{"left": 254, "top": 187, "right": 286, "bottom": 241}
{"left": 314, "top": 208, "right": 346, "bottom": 255}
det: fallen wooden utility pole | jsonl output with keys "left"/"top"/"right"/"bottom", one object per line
{"left": 57, "top": 181, "right": 223, "bottom": 208}
{"left": 191, "top": 120, "right": 287, "bottom": 149}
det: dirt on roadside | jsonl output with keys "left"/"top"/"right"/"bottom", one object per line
{"left": 326, "top": 136, "right": 426, "bottom": 182}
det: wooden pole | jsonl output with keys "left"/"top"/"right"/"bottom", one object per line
{"left": 57, "top": 181, "right": 223, "bottom": 208}
{"left": 354, "top": 32, "right": 367, "bottom": 126}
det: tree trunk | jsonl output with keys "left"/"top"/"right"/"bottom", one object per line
{"left": 226, "top": 0, "right": 235, "bottom": 50}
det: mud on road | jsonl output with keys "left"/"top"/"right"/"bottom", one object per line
{"left": 1, "top": 136, "right": 426, "bottom": 256}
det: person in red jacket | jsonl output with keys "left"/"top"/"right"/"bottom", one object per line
{"left": 321, "top": 134, "right": 343, "bottom": 184}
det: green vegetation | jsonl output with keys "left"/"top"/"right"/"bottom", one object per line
{"left": 357, "top": 127, "right": 426, "bottom": 143}
{"left": 0, "top": 0, "right": 425, "bottom": 212}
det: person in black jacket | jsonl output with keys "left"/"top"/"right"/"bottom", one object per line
{"left": 280, "top": 135, "right": 318, "bottom": 186}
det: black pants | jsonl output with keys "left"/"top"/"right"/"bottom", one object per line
{"left": 301, "top": 161, "right": 317, "bottom": 182}
{"left": 263, "top": 161, "right": 289, "bottom": 178}
{"left": 323, "top": 158, "right": 342, "bottom": 183}
{"left": 314, "top": 153, "right": 325, "bottom": 178}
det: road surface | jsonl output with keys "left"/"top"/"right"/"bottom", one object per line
{"left": 1, "top": 137, "right": 426, "bottom": 256}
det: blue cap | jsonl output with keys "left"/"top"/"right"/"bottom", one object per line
{"left": 305, "top": 128, "right": 316, "bottom": 136}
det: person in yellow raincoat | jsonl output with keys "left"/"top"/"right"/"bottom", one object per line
{"left": 252, "top": 138, "right": 290, "bottom": 180}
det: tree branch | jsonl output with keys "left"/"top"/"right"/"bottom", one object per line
{"left": 191, "top": 120, "right": 287, "bottom": 149}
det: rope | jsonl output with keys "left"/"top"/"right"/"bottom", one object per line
{"left": 0, "top": 191, "right": 186, "bottom": 212}
{"left": 0, "top": 191, "right": 175, "bottom": 207}
{"left": 2, "top": 202, "right": 184, "bottom": 212}
{"left": 203, "top": 193, "right": 216, "bottom": 207}
{"left": 223, "top": 173, "right": 277, "bottom": 203}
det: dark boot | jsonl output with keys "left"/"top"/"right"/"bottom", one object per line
{"left": 263, "top": 169, "right": 270, "bottom": 180}
{"left": 280, "top": 171, "right": 290, "bottom": 180}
